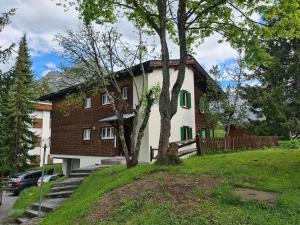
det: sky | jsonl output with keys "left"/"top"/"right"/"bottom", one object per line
{"left": 0, "top": 0, "right": 239, "bottom": 80}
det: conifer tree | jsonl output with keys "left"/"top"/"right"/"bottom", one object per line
{"left": 0, "top": 34, "right": 36, "bottom": 175}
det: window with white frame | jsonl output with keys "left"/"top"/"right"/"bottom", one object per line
{"left": 122, "top": 87, "right": 128, "bottom": 99}
{"left": 102, "top": 93, "right": 113, "bottom": 105}
{"left": 101, "top": 127, "right": 114, "bottom": 139}
{"left": 84, "top": 97, "right": 92, "bottom": 108}
{"left": 83, "top": 128, "right": 91, "bottom": 140}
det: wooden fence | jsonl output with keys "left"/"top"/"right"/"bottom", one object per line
{"left": 197, "top": 136, "right": 279, "bottom": 155}
{"left": 150, "top": 136, "right": 279, "bottom": 161}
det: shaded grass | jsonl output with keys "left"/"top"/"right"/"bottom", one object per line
{"left": 39, "top": 147, "right": 300, "bottom": 225}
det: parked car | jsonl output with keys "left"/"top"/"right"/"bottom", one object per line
{"left": 6, "top": 170, "right": 42, "bottom": 195}
{"left": 37, "top": 174, "right": 59, "bottom": 186}
{"left": 0, "top": 177, "right": 3, "bottom": 205}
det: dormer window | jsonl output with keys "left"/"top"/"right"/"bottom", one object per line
{"left": 84, "top": 97, "right": 92, "bottom": 109}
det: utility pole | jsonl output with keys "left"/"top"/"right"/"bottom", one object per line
{"left": 38, "top": 144, "right": 47, "bottom": 217}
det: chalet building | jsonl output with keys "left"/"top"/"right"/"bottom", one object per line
{"left": 39, "top": 57, "right": 215, "bottom": 175}
{"left": 30, "top": 102, "right": 62, "bottom": 166}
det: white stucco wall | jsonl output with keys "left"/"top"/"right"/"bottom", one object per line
{"left": 132, "top": 74, "right": 150, "bottom": 163}
{"left": 29, "top": 102, "right": 62, "bottom": 166}
{"left": 134, "top": 67, "right": 196, "bottom": 163}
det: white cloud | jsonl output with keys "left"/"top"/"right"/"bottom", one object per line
{"left": 40, "top": 69, "right": 52, "bottom": 77}
{"left": 0, "top": 1, "right": 240, "bottom": 74}
{"left": 45, "top": 62, "right": 57, "bottom": 70}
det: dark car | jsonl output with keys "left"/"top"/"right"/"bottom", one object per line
{"left": 6, "top": 170, "right": 42, "bottom": 195}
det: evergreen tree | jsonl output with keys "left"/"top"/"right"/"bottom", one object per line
{"left": 0, "top": 34, "right": 36, "bottom": 175}
{"left": 243, "top": 39, "right": 300, "bottom": 139}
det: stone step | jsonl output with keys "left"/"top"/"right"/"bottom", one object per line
{"left": 25, "top": 209, "right": 44, "bottom": 218}
{"left": 16, "top": 216, "right": 29, "bottom": 224}
{"left": 52, "top": 178, "right": 83, "bottom": 187}
{"left": 46, "top": 190, "right": 73, "bottom": 198}
{"left": 50, "top": 184, "right": 77, "bottom": 192}
{"left": 31, "top": 198, "right": 66, "bottom": 212}
{"left": 101, "top": 159, "right": 123, "bottom": 165}
{"left": 68, "top": 173, "right": 90, "bottom": 178}
{"left": 71, "top": 169, "right": 93, "bottom": 174}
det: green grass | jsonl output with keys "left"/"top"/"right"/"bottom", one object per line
{"left": 37, "top": 146, "right": 300, "bottom": 225}
{"left": 214, "top": 128, "right": 225, "bottom": 137}
{"left": 9, "top": 177, "right": 64, "bottom": 218}
{"left": 27, "top": 163, "right": 63, "bottom": 174}
{"left": 279, "top": 140, "right": 300, "bottom": 149}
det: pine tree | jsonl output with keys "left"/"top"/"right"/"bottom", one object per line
{"left": 0, "top": 34, "right": 36, "bottom": 175}
{"left": 244, "top": 38, "right": 300, "bottom": 139}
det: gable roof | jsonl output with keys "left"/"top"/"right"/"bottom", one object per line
{"left": 37, "top": 57, "right": 219, "bottom": 101}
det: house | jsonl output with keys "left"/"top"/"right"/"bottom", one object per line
{"left": 38, "top": 57, "right": 215, "bottom": 175}
{"left": 29, "top": 101, "right": 62, "bottom": 166}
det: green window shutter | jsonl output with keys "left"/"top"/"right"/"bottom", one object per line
{"left": 200, "top": 129, "right": 206, "bottom": 138}
{"left": 179, "top": 91, "right": 184, "bottom": 107}
{"left": 187, "top": 92, "right": 192, "bottom": 109}
{"left": 188, "top": 127, "right": 193, "bottom": 139}
{"left": 180, "top": 127, "right": 185, "bottom": 141}
{"left": 199, "top": 96, "right": 204, "bottom": 113}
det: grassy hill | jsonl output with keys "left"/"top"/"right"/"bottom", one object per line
{"left": 35, "top": 146, "right": 300, "bottom": 225}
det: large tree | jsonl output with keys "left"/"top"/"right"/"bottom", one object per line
{"left": 59, "top": 0, "right": 298, "bottom": 163}
{"left": 243, "top": 38, "right": 300, "bottom": 139}
{"left": 0, "top": 35, "right": 36, "bottom": 175}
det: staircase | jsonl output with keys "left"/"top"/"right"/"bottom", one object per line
{"left": 15, "top": 165, "right": 105, "bottom": 225}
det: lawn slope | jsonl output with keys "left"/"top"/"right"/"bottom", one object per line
{"left": 40, "top": 147, "right": 300, "bottom": 225}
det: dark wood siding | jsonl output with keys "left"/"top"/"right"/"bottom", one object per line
{"left": 194, "top": 71, "right": 208, "bottom": 134}
{"left": 50, "top": 78, "right": 133, "bottom": 157}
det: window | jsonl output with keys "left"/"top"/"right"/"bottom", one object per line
{"left": 83, "top": 128, "right": 91, "bottom": 140}
{"left": 84, "top": 97, "right": 92, "bottom": 109}
{"left": 102, "top": 93, "right": 113, "bottom": 105}
{"left": 101, "top": 127, "right": 114, "bottom": 139}
{"left": 198, "top": 95, "right": 205, "bottom": 113}
{"left": 179, "top": 90, "right": 191, "bottom": 108}
{"left": 122, "top": 87, "right": 128, "bottom": 100}
{"left": 180, "top": 126, "right": 193, "bottom": 141}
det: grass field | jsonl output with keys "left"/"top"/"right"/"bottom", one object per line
{"left": 33, "top": 146, "right": 300, "bottom": 225}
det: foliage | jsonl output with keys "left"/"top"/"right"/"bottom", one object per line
{"left": 278, "top": 140, "right": 300, "bottom": 149}
{"left": 58, "top": 92, "right": 86, "bottom": 116}
{"left": 206, "top": 56, "right": 249, "bottom": 137}
{"left": 0, "top": 35, "right": 36, "bottom": 175}
{"left": 0, "top": 9, "right": 15, "bottom": 64}
{"left": 39, "top": 146, "right": 300, "bottom": 225}
{"left": 243, "top": 38, "right": 300, "bottom": 138}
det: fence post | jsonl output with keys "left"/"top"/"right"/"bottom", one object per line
{"left": 196, "top": 134, "right": 201, "bottom": 155}
{"left": 150, "top": 146, "right": 153, "bottom": 162}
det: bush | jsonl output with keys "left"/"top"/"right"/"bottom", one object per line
{"left": 279, "top": 140, "right": 300, "bottom": 149}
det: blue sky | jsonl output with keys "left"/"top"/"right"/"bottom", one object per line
{"left": 32, "top": 52, "right": 63, "bottom": 79}
{"left": 0, "top": 1, "right": 241, "bottom": 81}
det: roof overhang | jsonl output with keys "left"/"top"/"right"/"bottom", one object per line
{"left": 99, "top": 113, "right": 134, "bottom": 123}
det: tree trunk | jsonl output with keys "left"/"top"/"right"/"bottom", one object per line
{"left": 157, "top": 0, "right": 187, "bottom": 164}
